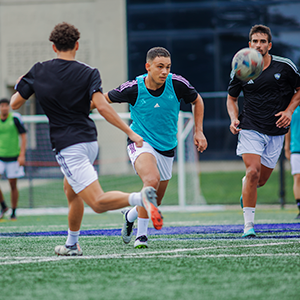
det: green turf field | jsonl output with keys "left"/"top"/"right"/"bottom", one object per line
{"left": 0, "top": 208, "right": 299, "bottom": 300}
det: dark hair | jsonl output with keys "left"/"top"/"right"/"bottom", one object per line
{"left": 249, "top": 24, "right": 272, "bottom": 43}
{"left": 49, "top": 22, "right": 80, "bottom": 51}
{"left": 146, "top": 47, "right": 171, "bottom": 62}
{"left": 0, "top": 98, "right": 9, "bottom": 104}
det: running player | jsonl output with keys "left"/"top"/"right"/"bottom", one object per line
{"left": 10, "top": 22, "right": 162, "bottom": 256}
{"left": 227, "top": 24, "right": 300, "bottom": 237}
{"left": 103, "top": 47, "right": 207, "bottom": 248}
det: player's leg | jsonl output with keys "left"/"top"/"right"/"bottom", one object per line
{"left": 0, "top": 161, "right": 8, "bottom": 218}
{"left": 8, "top": 178, "right": 18, "bottom": 219}
{"left": 291, "top": 153, "right": 300, "bottom": 218}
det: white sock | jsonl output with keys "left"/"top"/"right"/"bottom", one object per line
{"left": 128, "top": 192, "right": 142, "bottom": 206}
{"left": 127, "top": 206, "right": 138, "bottom": 223}
{"left": 66, "top": 229, "right": 80, "bottom": 246}
{"left": 243, "top": 207, "right": 255, "bottom": 231}
{"left": 136, "top": 217, "right": 149, "bottom": 238}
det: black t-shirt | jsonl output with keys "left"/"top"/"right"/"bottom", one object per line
{"left": 16, "top": 59, "right": 102, "bottom": 152}
{"left": 108, "top": 73, "right": 198, "bottom": 157}
{"left": 228, "top": 55, "right": 300, "bottom": 136}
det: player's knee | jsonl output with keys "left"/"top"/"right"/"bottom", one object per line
{"left": 144, "top": 176, "right": 160, "bottom": 190}
{"left": 246, "top": 168, "right": 260, "bottom": 183}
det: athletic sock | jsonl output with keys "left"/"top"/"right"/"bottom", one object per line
{"left": 296, "top": 199, "right": 300, "bottom": 212}
{"left": 136, "top": 217, "right": 149, "bottom": 238}
{"left": 128, "top": 192, "right": 142, "bottom": 207}
{"left": 243, "top": 207, "right": 255, "bottom": 232}
{"left": 66, "top": 229, "right": 80, "bottom": 246}
{"left": 127, "top": 206, "right": 138, "bottom": 223}
{"left": 0, "top": 201, "right": 7, "bottom": 210}
{"left": 11, "top": 208, "right": 16, "bottom": 217}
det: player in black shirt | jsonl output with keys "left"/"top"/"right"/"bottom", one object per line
{"left": 227, "top": 24, "right": 300, "bottom": 237}
{"left": 10, "top": 22, "right": 162, "bottom": 256}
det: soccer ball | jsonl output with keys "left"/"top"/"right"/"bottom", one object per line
{"left": 231, "top": 48, "right": 264, "bottom": 81}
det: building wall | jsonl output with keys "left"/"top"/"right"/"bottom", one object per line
{"left": 0, "top": 0, "right": 130, "bottom": 174}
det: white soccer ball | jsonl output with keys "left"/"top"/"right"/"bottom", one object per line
{"left": 231, "top": 48, "right": 264, "bottom": 81}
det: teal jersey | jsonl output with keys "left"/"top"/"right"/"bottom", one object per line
{"left": 290, "top": 105, "right": 300, "bottom": 153}
{"left": 130, "top": 73, "right": 180, "bottom": 151}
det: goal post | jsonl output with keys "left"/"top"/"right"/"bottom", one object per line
{"left": 4, "top": 111, "right": 205, "bottom": 208}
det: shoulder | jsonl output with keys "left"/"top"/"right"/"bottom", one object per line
{"left": 12, "top": 112, "right": 23, "bottom": 121}
{"left": 171, "top": 73, "right": 194, "bottom": 89}
{"left": 114, "top": 79, "right": 138, "bottom": 93}
{"left": 272, "top": 55, "right": 299, "bottom": 73}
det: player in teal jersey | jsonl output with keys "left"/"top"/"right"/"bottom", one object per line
{"left": 285, "top": 105, "right": 300, "bottom": 219}
{"left": 101, "top": 47, "right": 208, "bottom": 248}
{"left": 0, "top": 98, "right": 27, "bottom": 219}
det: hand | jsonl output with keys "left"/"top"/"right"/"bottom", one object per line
{"left": 194, "top": 131, "right": 208, "bottom": 153}
{"left": 275, "top": 110, "right": 292, "bottom": 128}
{"left": 17, "top": 155, "right": 25, "bottom": 166}
{"left": 229, "top": 119, "right": 241, "bottom": 135}
{"left": 128, "top": 131, "right": 143, "bottom": 148}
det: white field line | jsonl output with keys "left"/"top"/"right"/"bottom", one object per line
{"left": 0, "top": 241, "right": 299, "bottom": 266}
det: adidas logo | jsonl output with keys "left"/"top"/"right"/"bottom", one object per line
{"left": 247, "top": 79, "right": 254, "bottom": 84}
{"left": 154, "top": 103, "right": 160, "bottom": 108}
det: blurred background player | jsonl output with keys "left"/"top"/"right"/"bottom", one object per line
{"left": 227, "top": 24, "right": 300, "bottom": 237}
{"left": 0, "top": 98, "right": 26, "bottom": 220}
{"left": 10, "top": 22, "right": 161, "bottom": 256}
{"left": 285, "top": 105, "right": 300, "bottom": 219}
{"left": 103, "top": 47, "right": 207, "bottom": 248}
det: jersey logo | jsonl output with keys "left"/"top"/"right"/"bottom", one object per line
{"left": 247, "top": 79, "right": 254, "bottom": 84}
{"left": 274, "top": 73, "right": 281, "bottom": 80}
{"left": 154, "top": 103, "right": 160, "bottom": 108}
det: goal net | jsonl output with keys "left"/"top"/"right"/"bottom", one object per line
{"left": 1, "top": 112, "right": 205, "bottom": 209}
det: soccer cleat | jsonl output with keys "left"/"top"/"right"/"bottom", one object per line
{"left": 10, "top": 214, "right": 17, "bottom": 221}
{"left": 121, "top": 208, "right": 134, "bottom": 244}
{"left": 0, "top": 207, "right": 9, "bottom": 219}
{"left": 134, "top": 235, "right": 148, "bottom": 249}
{"left": 242, "top": 222, "right": 256, "bottom": 237}
{"left": 240, "top": 176, "right": 246, "bottom": 209}
{"left": 55, "top": 243, "right": 83, "bottom": 256}
{"left": 141, "top": 186, "right": 163, "bottom": 230}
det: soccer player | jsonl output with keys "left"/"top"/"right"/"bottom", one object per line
{"left": 103, "top": 47, "right": 207, "bottom": 248}
{"left": 0, "top": 98, "right": 26, "bottom": 220}
{"left": 227, "top": 24, "right": 300, "bottom": 237}
{"left": 10, "top": 22, "right": 161, "bottom": 256}
{"left": 285, "top": 105, "right": 300, "bottom": 219}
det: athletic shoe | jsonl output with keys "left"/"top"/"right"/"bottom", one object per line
{"left": 242, "top": 222, "right": 256, "bottom": 237}
{"left": 121, "top": 208, "right": 134, "bottom": 244}
{"left": 141, "top": 186, "right": 163, "bottom": 230}
{"left": 134, "top": 235, "right": 148, "bottom": 249}
{"left": 10, "top": 214, "right": 17, "bottom": 221}
{"left": 0, "top": 207, "right": 9, "bottom": 219}
{"left": 240, "top": 176, "right": 246, "bottom": 209}
{"left": 55, "top": 243, "right": 83, "bottom": 256}
{"left": 295, "top": 213, "right": 300, "bottom": 219}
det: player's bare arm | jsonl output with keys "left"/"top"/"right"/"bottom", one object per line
{"left": 191, "top": 95, "right": 207, "bottom": 153}
{"left": 10, "top": 92, "right": 26, "bottom": 110}
{"left": 275, "top": 87, "right": 300, "bottom": 128}
{"left": 226, "top": 94, "right": 241, "bottom": 135}
{"left": 18, "top": 133, "right": 27, "bottom": 166}
{"left": 92, "top": 91, "right": 143, "bottom": 147}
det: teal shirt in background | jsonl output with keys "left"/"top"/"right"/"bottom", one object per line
{"left": 290, "top": 105, "right": 300, "bottom": 153}
{"left": 130, "top": 73, "right": 180, "bottom": 151}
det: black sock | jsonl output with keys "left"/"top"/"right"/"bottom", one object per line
{"left": 1, "top": 201, "right": 7, "bottom": 210}
{"left": 296, "top": 199, "right": 300, "bottom": 212}
{"left": 11, "top": 208, "right": 16, "bottom": 216}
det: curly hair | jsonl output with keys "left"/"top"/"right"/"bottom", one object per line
{"left": 146, "top": 47, "right": 171, "bottom": 63}
{"left": 49, "top": 22, "right": 80, "bottom": 51}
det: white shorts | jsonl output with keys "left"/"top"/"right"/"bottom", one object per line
{"left": 291, "top": 153, "right": 300, "bottom": 175}
{"left": 127, "top": 141, "right": 174, "bottom": 181}
{"left": 55, "top": 141, "right": 98, "bottom": 194}
{"left": 0, "top": 160, "right": 25, "bottom": 179}
{"left": 237, "top": 130, "right": 284, "bottom": 169}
